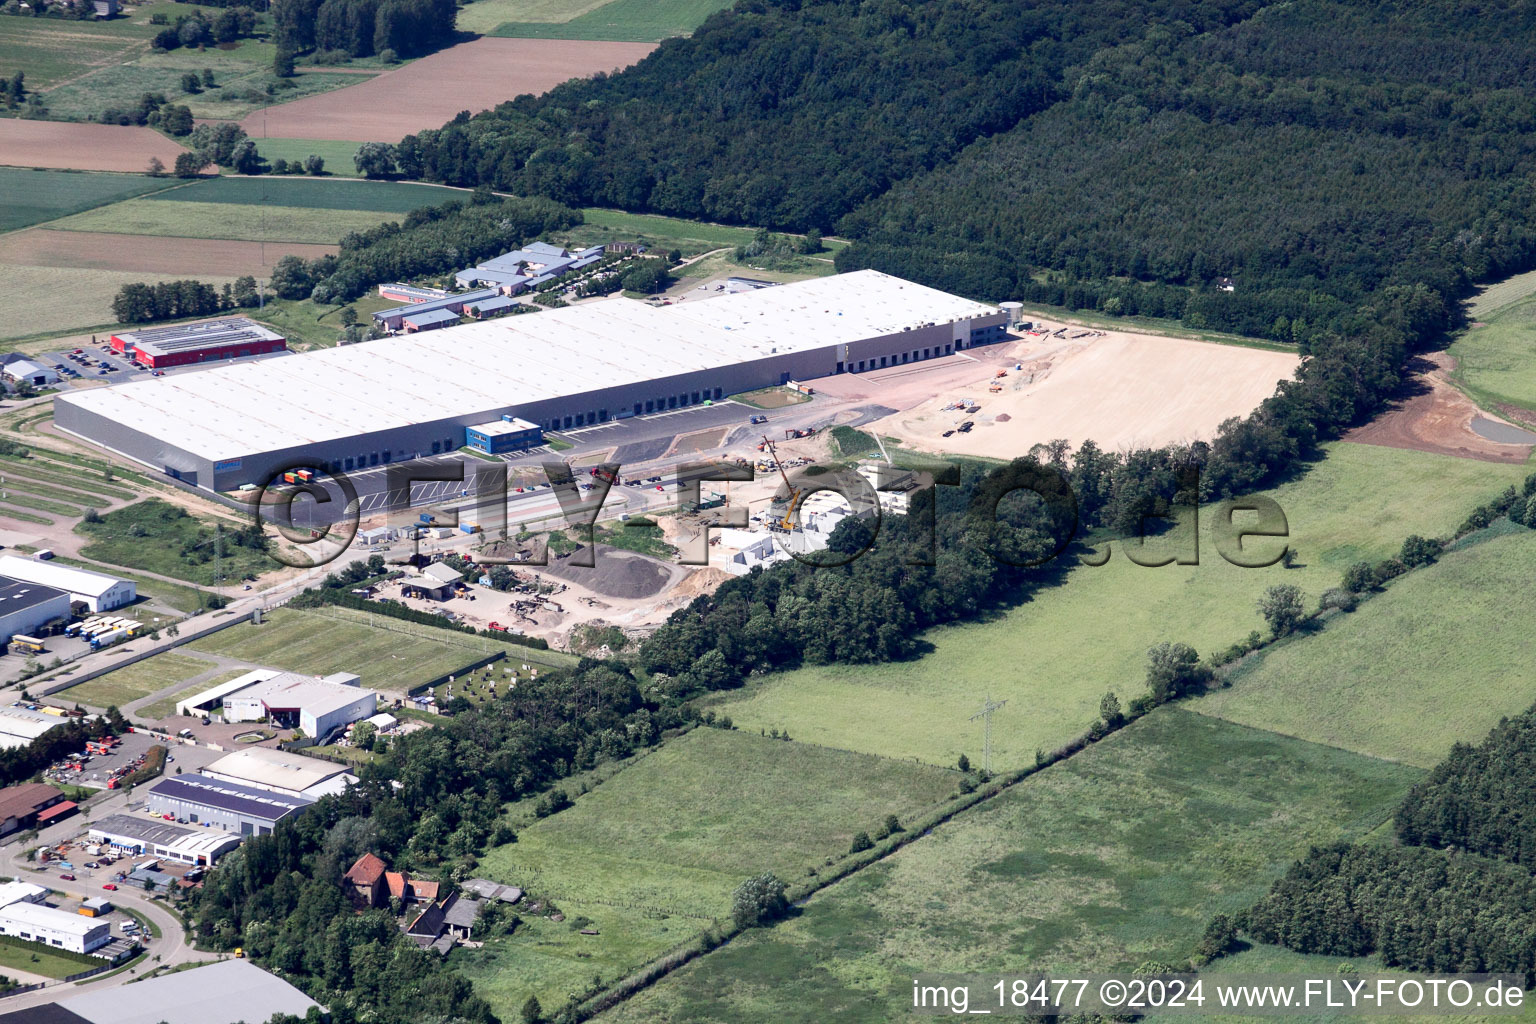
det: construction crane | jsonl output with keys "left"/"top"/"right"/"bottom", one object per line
{"left": 762, "top": 435, "right": 803, "bottom": 529}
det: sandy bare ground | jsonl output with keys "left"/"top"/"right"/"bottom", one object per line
{"left": 870, "top": 327, "right": 1299, "bottom": 459}
{"left": 1344, "top": 353, "right": 1534, "bottom": 464}
{"left": 0, "top": 120, "right": 188, "bottom": 173}
{"left": 0, "top": 228, "right": 337, "bottom": 277}
{"left": 239, "top": 38, "right": 656, "bottom": 142}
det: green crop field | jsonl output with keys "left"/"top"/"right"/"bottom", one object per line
{"left": 455, "top": 0, "right": 614, "bottom": 33}
{"left": 1449, "top": 293, "right": 1536, "bottom": 414}
{"left": 51, "top": 198, "right": 402, "bottom": 245}
{"left": 0, "top": 263, "right": 238, "bottom": 343}
{"left": 488, "top": 0, "right": 734, "bottom": 41}
{"left": 463, "top": 727, "right": 958, "bottom": 1018}
{"left": 186, "top": 606, "right": 546, "bottom": 691}
{"left": 0, "top": 168, "right": 170, "bottom": 234}
{"left": 707, "top": 443, "right": 1529, "bottom": 770}
{"left": 146, "top": 175, "right": 464, "bottom": 212}
{"left": 60, "top": 651, "right": 213, "bottom": 711}
{"left": 249, "top": 138, "right": 362, "bottom": 175}
{"left": 1467, "top": 268, "right": 1536, "bottom": 321}
{"left": 1196, "top": 524, "right": 1536, "bottom": 768}
{"left": 0, "top": 18, "right": 149, "bottom": 90}
{"left": 599, "top": 710, "right": 1418, "bottom": 1024}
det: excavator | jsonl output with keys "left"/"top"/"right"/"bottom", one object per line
{"left": 762, "top": 435, "right": 803, "bottom": 529}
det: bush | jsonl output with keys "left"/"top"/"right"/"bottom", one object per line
{"left": 731, "top": 872, "right": 788, "bottom": 929}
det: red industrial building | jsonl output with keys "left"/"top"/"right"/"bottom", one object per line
{"left": 111, "top": 318, "right": 287, "bottom": 370}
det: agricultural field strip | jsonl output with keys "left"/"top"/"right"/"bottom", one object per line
{"left": 0, "top": 167, "right": 175, "bottom": 234}
{"left": 0, "top": 461, "right": 134, "bottom": 505}
{"left": 47, "top": 199, "right": 407, "bottom": 246}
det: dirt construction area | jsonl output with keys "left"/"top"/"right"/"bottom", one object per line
{"left": 239, "top": 37, "right": 656, "bottom": 141}
{"left": 0, "top": 120, "right": 188, "bottom": 173}
{"left": 865, "top": 325, "right": 1299, "bottom": 458}
{"left": 1344, "top": 352, "right": 1536, "bottom": 463}
{"left": 0, "top": 228, "right": 338, "bottom": 277}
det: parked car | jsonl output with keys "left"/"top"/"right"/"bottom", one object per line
{"left": 59, "top": 873, "right": 75, "bottom": 880}
{"left": 84, "top": 861, "right": 98, "bottom": 869}
{"left": 102, "top": 883, "right": 117, "bottom": 891}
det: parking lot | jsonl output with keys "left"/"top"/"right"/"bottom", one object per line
{"left": 37, "top": 342, "right": 295, "bottom": 390}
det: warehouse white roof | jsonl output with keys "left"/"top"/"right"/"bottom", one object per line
{"left": 0, "top": 880, "right": 47, "bottom": 907}
{"left": 203, "top": 747, "right": 352, "bottom": 794}
{"left": 0, "top": 705, "right": 65, "bottom": 742}
{"left": 55, "top": 271, "right": 996, "bottom": 462}
{"left": 176, "top": 668, "right": 280, "bottom": 715}
{"left": 0, "top": 555, "right": 127, "bottom": 599}
{"left": 0, "top": 900, "right": 100, "bottom": 936}
{"left": 60, "top": 958, "right": 321, "bottom": 1024}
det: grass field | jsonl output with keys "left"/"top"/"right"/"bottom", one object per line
{"left": 0, "top": 17, "right": 149, "bottom": 90}
{"left": 487, "top": 0, "right": 734, "bottom": 41}
{"left": 0, "top": 935, "right": 98, "bottom": 979}
{"left": 0, "top": 263, "right": 239, "bottom": 343}
{"left": 1449, "top": 292, "right": 1536, "bottom": 415}
{"left": 1196, "top": 524, "right": 1536, "bottom": 768}
{"left": 706, "top": 443, "right": 1529, "bottom": 770}
{"left": 0, "top": 455, "right": 138, "bottom": 505}
{"left": 249, "top": 138, "right": 361, "bottom": 174}
{"left": 455, "top": 0, "right": 615, "bottom": 33}
{"left": 1467, "top": 268, "right": 1536, "bottom": 321}
{"left": 599, "top": 710, "right": 1419, "bottom": 1024}
{"left": 463, "top": 727, "right": 958, "bottom": 1017}
{"left": 559, "top": 208, "right": 759, "bottom": 256}
{"left": 145, "top": 175, "right": 464, "bottom": 212}
{"left": 50, "top": 198, "right": 404, "bottom": 245}
{"left": 185, "top": 606, "right": 553, "bottom": 690}
{"left": 60, "top": 651, "right": 213, "bottom": 711}
{"left": 77, "top": 497, "right": 275, "bottom": 586}
{"left": 246, "top": 292, "right": 399, "bottom": 350}
{"left": 135, "top": 667, "right": 250, "bottom": 720}
{"left": 0, "top": 168, "right": 169, "bottom": 234}
{"left": 38, "top": 48, "right": 363, "bottom": 123}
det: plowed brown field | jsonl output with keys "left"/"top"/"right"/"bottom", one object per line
{"left": 0, "top": 120, "right": 188, "bottom": 173}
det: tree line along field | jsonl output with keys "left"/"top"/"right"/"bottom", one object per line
{"left": 1449, "top": 292, "right": 1536, "bottom": 418}
{"left": 1196, "top": 524, "right": 1536, "bottom": 768}
{"left": 596, "top": 710, "right": 1420, "bottom": 1024}
{"left": 706, "top": 442, "right": 1530, "bottom": 771}
{"left": 462, "top": 726, "right": 959, "bottom": 1018}
{"left": 142, "top": 175, "right": 464, "bottom": 210}
{"left": 481, "top": 0, "right": 736, "bottom": 41}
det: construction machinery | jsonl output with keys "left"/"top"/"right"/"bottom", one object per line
{"left": 762, "top": 435, "right": 803, "bottom": 529}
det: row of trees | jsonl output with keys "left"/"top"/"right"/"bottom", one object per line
{"left": 151, "top": 6, "right": 257, "bottom": 51}
{"left": 273, "top": 0, "right": 454, "bottom": 61}
{"left": 110, "top": 276, "right": 262, "bottom": 325}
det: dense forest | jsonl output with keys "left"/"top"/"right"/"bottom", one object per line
{"left": 1236, "top": 703, "right": 1536, "bottom": 974}
{"left": 1396, "top": 705, "right": 1536, "bottom": 866}
{"left": 273, "top": 0, "right": 454, "bottom": 59}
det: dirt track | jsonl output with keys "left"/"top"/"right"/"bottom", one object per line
{"left": 0, "top": 120, "right": 188, "bottom": 173}
{"left": 1344, "top": 353, "right": 1535, "bottom": 464}
{"left": 239, "top": 38, "right": 656, "bottom": 142}
{"left": 0, "top": 228, "right": 337, "bottom": 277}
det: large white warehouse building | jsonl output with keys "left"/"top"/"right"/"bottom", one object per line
{"left": 53, "top": 271, "right": 1007, "bottom": 492}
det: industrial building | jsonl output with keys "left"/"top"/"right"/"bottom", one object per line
{"left": 372, "top": 287, "right": 498, "bottom": 332}
{"left": 175, "top": 667, "right": 375, "bottom": 739}
{"left": 110, "top": 318, "right": 287, "bottom": 370}
{"left": 146, "top": 772, "right": 314, "bottom": 836}
{"left": 16, "top": 959, "right": 323, "bottom": 1024}
{"left": 452, "top": 241, "right": 603, "bottom": 292}
{"left": 466, "top": 416, "right": 543, "bottom": 454}
{"left": 0, "top": 782, "right": 72, "bottom": 835}
{"left": 0, "top": 556, "right": 135, "bottom": 612}
{"left": 0, "top": 901, "right": 111, "bottom": 953}
{"left": 0, "top": 575, "right": 71, "bottom": 646}
{"left": 0, "top": 705, "right": 71, "bottom": 752}
{"left": 2, "top": 354, "right": 61, "bottom": 387}
{"left": 378, "top": 282, "right": 449, "bottom": 303}
{"left": 55, "top": 271, "right": 1008, "bottom": 493}
{"left": 202, "top": 746, "right": 357, "bottom": 799}
{"left": 89, "top": 813, "right": 242, "bottom": 866}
